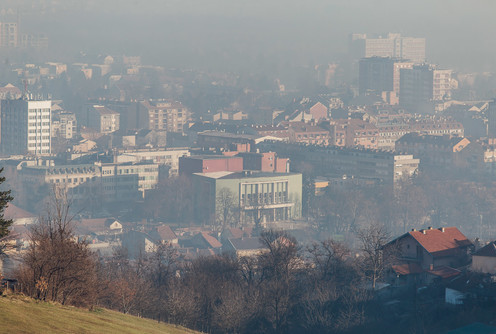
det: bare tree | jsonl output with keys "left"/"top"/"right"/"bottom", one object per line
{"left": 258, "top": 229, "right": 299, "bottom": 333}
{"left": 216, "top": 188, "right": 239, "bottom": 228}
{"left": 356, "top": 224, "right": 397, "bottom": 290}
{"left": 17, "top": 188, "right": 97, "bottom": 306}
{"left": 248, "top": 192, "right": 266, "bottom": 233}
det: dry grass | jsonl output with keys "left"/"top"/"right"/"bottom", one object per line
{"left": 0, "top": 293, "right": 199, "bottom": 334}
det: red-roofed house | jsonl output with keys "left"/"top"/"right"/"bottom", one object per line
{"left": 390, "top": 227, "right": 472, "bottom": 270}
{"left": 191, "top": 232, "right": 222, "bottom": 252}
{"left": 148, "top": 225, "right": 178, "bottom": 245}
{"left": 386, "top": 227, "right": 473, "bottom": 284}
{"left": 386, "top": 227, "right": 471, "bottom": 286}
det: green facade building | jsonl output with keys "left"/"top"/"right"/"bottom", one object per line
{"left": 191, "top": 171, "right": 302, "bottom": 225}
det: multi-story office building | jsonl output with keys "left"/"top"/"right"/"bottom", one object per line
{"left": 191, "top": 171, "right": 302, "bottom": 225}
{"left": 100, "top": 161, "right": 159, "bottom": 199}
{"left": 114, "top": 148, "right": 190, "bottom": 176}
{"left": 1, "top": 99, "right": 51, "bottom": 156}
{"left": 139, "top": 100, "right": 189, "bottom": 133}
{"left": 17, "top": 160, "right": 160, "bottom": 208}
{"left": 350, "top": 33, "right": 426, "bottom": 63}
{"left": 359, "top": 57, "right": 414, "bottom": 103}
{"left": 399, "top": 65, "right": 452, "bottom": 113}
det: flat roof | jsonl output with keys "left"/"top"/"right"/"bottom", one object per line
{"left": 193, "top": 171, "right": 300, "bottom": 180}
{"left": 184, "top": 155, "right": 241, "bottom": 160}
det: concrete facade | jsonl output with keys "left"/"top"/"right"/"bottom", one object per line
{"left": 191, "top": 171, "right": 302, "bottom": 225}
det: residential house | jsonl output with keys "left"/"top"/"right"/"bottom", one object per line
{"left": 223, "top": 237, "right": 268, "bottom": 258}
{"left": 191, "top": 232, "right": 223, "bottom": 253}
{"left": 472, "top": 242, "right": 496, "bottom": 274}
{"left": 387, "top": 227, "right": 472, "bottom": 285}
{"left": 122, "top": 230, "right": 158, "bottom": 260}
{"left": 220, "top": 227, "right": 253, "bottom": 242}
{"left": 77, "top": 218, "right": 123, "bottom": 240}
{"left": 148, "top": 225, "right": 179, "bottom": 245}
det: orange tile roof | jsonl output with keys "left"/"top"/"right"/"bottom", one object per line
{"left": 392, "top": 263, "right": 423, "bottom": 275}
{"left": 408, "top": 227, "right": 471, "bottom": 257}
{"left": 426, "top": 266, "right": 461, "bottom": 279}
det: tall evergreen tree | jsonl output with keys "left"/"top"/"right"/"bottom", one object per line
{"left": 0, "top": 167, "right": 13, "bottom": 238}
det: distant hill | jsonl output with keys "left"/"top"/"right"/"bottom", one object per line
{"left": 0, "top": 294, "right": 199, "bottom": 334}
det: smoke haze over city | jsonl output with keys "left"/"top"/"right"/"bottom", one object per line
{"left": 8, "top": 0, "right": 495, "bottom": 72}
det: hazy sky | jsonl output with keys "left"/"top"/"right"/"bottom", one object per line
{"left": 14, "top": 0, "right": 496, "bottom": 72}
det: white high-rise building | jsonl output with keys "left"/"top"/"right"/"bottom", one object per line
{"left": 1, "top": 99, "right": 51, "bottom": 156}
{"left": 350, "top": 33, "right": 426, "bottom": 63}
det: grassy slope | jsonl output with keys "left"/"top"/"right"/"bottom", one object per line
{"left": 0, "top": 294, "right": 199, "bottom": 334}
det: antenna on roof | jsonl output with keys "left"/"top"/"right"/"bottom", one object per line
{"left": 22, "top": 80, "right": 28, "bottom": 99}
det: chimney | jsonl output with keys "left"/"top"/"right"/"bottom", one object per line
{"left": 439, "top": 227, "right": 445, "bottom": 232}
{"left": 411, "top": 228, "right": 416, "bottom": 232}
{"left": 428, "top": 226, "right": 432, "bottom": 230}
{"left": 421, "top": 229, "right": 426, "bottom": 234}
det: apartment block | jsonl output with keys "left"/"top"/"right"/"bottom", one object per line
{"left": 87, "top": 105, "right": 120, "bottom": 134}
{"left": 0, "top": 21, "right": 18, "bottom": 47}
{"left": 258, "top": 141, "right": 419, "bottom": 184}
{"left": 328, "top": 119, "right": 379, "bottom": 149}
{"left": 288, "top": 122, "right": 330, "bottom": 146}
{"left": 377, "top": 119, "right": 464, "bottom": 150}
{"left": 139, "top": 100, "right": 189, "bottom": 133}
{"left": 52, "top": 111, "right": 77, "bottom": 139}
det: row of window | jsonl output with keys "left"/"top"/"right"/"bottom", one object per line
{"left": 28, "top": 122, "right": 50, "bottom": 126}
{"left": 28, "top": 115, "right": 50, "bottom": 120}
{"left": 28, "top": 136, "right": 50, "bottom": 140}
{"left": 50, "top": 177, "right": 93, "bottom": 184}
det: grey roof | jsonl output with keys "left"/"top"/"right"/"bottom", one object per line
{"left": 229, "top": 237, "right": 266, "bottom": 251}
